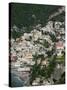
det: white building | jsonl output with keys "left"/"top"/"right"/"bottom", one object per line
{"left": 55, "top": 21, "right": 62, "bottom": 30}
{"left": 18, "top": 67, "right": 30, "bottom": 72}
{"left": 56, "top": 41, "right": 64, "bottom": 56}
{"left": 47, "top": 21, "right": 54, "bottom": 30}
{"left": 31, "top": 29, "right": 42, "bottom": 41}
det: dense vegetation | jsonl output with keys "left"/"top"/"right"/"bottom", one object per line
{"left": 30, "top": 54, "right": 57, "bottom": 85}
{"left": 10, "top": 3, "right": 65, "bottom": 39}
{"left": 10, "top": 3, "right": 63, "bottom": 28}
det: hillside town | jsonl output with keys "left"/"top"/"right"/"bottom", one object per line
{"left": 10, "top": 20, "right": 65, "bottom": 86}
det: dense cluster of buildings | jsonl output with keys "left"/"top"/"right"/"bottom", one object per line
{"left": 10, "top": 20, "right": 65, "bottom": 85}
